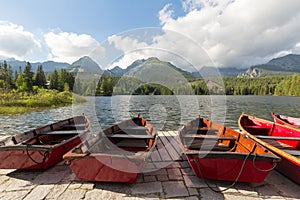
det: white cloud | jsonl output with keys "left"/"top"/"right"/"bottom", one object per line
{"left": 107, "top": 29, "right": 213, "bottom": 71}
{"left": 0, "top": 21, "right": 41, "bottom": 60}
{"left": 159, "top": 4, "right": 174, "bottom": 25}
{"left": 44, "top": 31, "right": 105, "bottom": 64}
{"left": 160, "top": 0, "right": 300, "bottom": 67}
{"left": 108, "top": 0, "right": 300, "bottom": 70}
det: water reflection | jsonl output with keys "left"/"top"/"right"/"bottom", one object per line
{"left": 1, "top": 95, "right": 300, "bottom": 135}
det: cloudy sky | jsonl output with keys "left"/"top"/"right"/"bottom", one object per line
{"left": 1, "top": 0, "right": 300, "bottom": 70}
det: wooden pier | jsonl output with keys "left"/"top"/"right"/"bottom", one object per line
{"left": 0, "top": 131, "right": 300, "bottom": 199}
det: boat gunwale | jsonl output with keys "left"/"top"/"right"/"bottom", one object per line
{"left": 0, "top": 115, "right": 90, "bottom": 151}
{"left": 238, "top": 112, "right": 300, "bottom": 166}
{"left": 178, "top": 116, "right": 281, "bottom": 162}
{"left": 271, "top": 112, "right": 300, "bottom": 129}
{"left": 63, "top": 116, "right": 157, "bottom": 162}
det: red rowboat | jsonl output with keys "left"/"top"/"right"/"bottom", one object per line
{"left": 178, "top": 116, "right": 280, "bottom": 183}
{"left": 272, "top": 112, "right": 300, "bottom": 129}
{"left": 0, "top": 114, "right": 90, "bottom": 169}
{"left": 238, "top": 113, "right": 300, "bottom": 184}
{"left": 63, "top": 115, "right": 157, "bottom": 183}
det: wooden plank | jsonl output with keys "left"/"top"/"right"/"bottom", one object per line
{"left": 166, "top": 131, "right": 183, "bottom": 159}
{"left": 149, "top": 144, "right": 162, "bottom": 162}
{"left": 105, "top": 134, "right": 154, "bottom": 139}
{"left": 157, "top": 131, "right": 165, "bottom": 137}
{"left": 62, "top": 124, "right": 86, "bottom": 128}
{"left": 39, "top": 130, "right": 85, "bottom": 135}
{"left": 256, "top": 135, "right": 300, "bottom": 141}
{"left": 155, "top": 134, "right": 172, "bottom": 161}
{"left": 168, "top": 130, "right": 178, "bottom": 136}
{"left": 262, "top": 139, "right": 294, "bottom": 150}
{"left": 283, "top": 149, "right": 300, "bottom": 157}
{"left": 182, "top": 134, "right": 236, "bottom": 141}
{"left": 116, "top": 140, "right": 148, "bottom": 148}
{"left": 121, "top": 126, "right": 147, "bottom": 131}
{"left": 159, "top": 131, "right": 181, "bottom": 161}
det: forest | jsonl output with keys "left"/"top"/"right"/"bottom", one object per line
{"left": 0, "top": 61, "right": 86, "bottom": 114}
{"left": 77, "top": 74, "right": 300, "bottom": 96}
{"left": 1, "top": 60, "right": 300, "bottom": 99}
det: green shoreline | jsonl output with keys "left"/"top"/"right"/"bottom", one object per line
{"left": 0, "top": 105, "right": 69, "bottom": 115}
{"left": 0, "top": 90, "right": 87, "bottom": 115}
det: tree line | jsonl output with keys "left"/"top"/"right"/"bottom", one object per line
{"left": 1, "top": 60, "right": 300, "bottom": 96}
{"left": 223, "top": 75, "right": 300, "bottom": 96}
{"left": 0, "top": 61, "right": 74, "bottom": 93}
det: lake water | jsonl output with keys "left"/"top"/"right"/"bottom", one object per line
{"left": 1, "top": 95, "right": 300, "bottom": 135}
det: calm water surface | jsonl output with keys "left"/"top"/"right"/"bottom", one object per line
{"left": 1, "top": 95, "right": 300, "bottom": 135}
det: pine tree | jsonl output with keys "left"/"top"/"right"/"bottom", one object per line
{"left": 15, "top": 67, "right": 24, "bottom": 91}
{"left": 34, "top": 65, "right": 46, "bottom": 88}
{"left": 58, "top": 69, "right": 68, "bottom": 92}
{"left": 23, "top": 62, "right": 34, "bottom": 91}
{"left": 49, "top": 69, "right": 59, "bottom": 90}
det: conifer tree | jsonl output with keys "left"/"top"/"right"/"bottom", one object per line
{"left": 34, "top": 65, "right": 47, "bottom": 88}
{"left": 23, "top": 62, "right": 34, "bottom": 91}
{"left": 49, "top": 69, "right": 59, "bottom": 90}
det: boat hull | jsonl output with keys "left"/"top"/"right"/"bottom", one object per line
{"left": 272, "top": 112, "right": 300, "bottom": 129}
{"left": 68, "top": 155, "right": 144, "bottom": 183}
{"left": 179, "top": 116, "right": 280, "bottom": 183}
{"left": 187, "top": 155, "right": 275, "bottom": 182}
{"left": 64, "top": 116, "right": 157, "bottom": 183}
{"left": 0, "top": 135, "right": 84, "bottom": 169}
{"left": 0, "top": 115, "right": 89, "bottom": 170}
{"left": 276, "top": 157, "right": 300, "bottom": 184}
{"left": 239, "top": 113, "right": 300, "bottom": 184}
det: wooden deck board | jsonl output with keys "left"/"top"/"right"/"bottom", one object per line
{"left": 155, "top": 135, "right": 172, "bottom": 161}
{"left": 166, "top": 131, "right": 183, "bottom": 160}
{"left": 159, "top": 132, "right": 181, "bottom": 161}
{"left": 148, "top": 131, "right": 183, "bottom": 162}
{"left": 149, "top": 144, "right": 162, "bottom": 162}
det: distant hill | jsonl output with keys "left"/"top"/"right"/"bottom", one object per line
{"left": 69, "top": 56, "right": 103, "bottom": 74}
{"left": 191, "top": 67, "right": 245, "bottom": 78}
{"left": 106, "top": 66, "right": 124, "bottom": 76}
{"left": 122, "top": 57, "right": 195, "bottom": 87}
{"left": 0, "top": 58, "right": 70, "bottom": 73}
{"left": 238, "top": 54, "right": 300, "bottom": 77}
{"left": 106, "top": 57, "right": 195, "bottom": 80}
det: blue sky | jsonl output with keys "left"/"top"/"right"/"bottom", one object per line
{"left": 1, "top": 0, "right": 300, "bottom": 69}
{"left": 1, "top": 0, "right": 182, "bottom": 42}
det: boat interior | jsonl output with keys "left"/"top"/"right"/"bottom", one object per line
{"left": 0, "top": 116, "right": 88, "bottom": 147}
{"left": 71, "top": 119, "right": 157, "bottom": 156}
{"left": 180, "top": 117, "right": 273, "bottom": 157}
{"left": 240, "top": 115, "right": 300, "bottom": 158}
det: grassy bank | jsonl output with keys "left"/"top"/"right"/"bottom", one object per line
{"left": 0, "top": 89, "right": 87, "bottom": 114}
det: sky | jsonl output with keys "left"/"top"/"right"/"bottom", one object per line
{"left": 1, "top": 0, "right": 300, "bottom": 70}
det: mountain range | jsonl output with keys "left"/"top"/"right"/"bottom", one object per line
{"left": 2, "top": 54, "right": 300, "bottom": 78}
{"left": 238, "top": 54, "right": 300, "bottom": 77}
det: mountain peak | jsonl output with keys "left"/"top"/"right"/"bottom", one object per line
{"left": 70, "top": 56, "right": 102, "bottom": 73}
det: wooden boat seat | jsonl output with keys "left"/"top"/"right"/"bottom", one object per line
{"left": 116, "top": 140, "right": 148, "bottom": 148}
{"left": 283, "top": 149, "right": 300, "bottom": 157}
{"left": 185, "top": 128, "right": 218, "bottom": 134}
{"left": 183, "top": 134, "right": 236, "bottom": 141}
{"left": 62, "top": 124, "right": 87, "bottom": 129}
{"left": 39, "top": 130, "right": 86, "bottom": 135}
{"left": 106, "top": 134, "right": 154, "bottom": 139}
{"left": 118, "top": 126, "right": 148, "bottom": 135}
{"left": 185, "top": 142, "right": 234, "bottom": 151}
{"left": 256, "top": 135, "right": 300, "bottom": 141}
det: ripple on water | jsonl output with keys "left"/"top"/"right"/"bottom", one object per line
{"left": 1, "top": 96, "right": 300, "bottom": 135}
